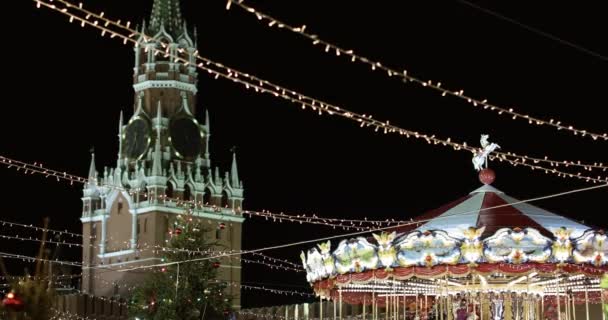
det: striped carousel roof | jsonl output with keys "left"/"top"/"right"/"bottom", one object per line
{"left": 401, "top": 170, "right": 592, "bottom": 239}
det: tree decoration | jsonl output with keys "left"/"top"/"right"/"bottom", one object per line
{"left": 218, "top": 222, "right": 226, "bottom": 230}
{"left": 2, "top": 292, "right": 24, "bottom": 312}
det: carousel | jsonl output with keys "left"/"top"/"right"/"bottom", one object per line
{"left": 300, "top": 139, "right": 607, "bottom": 320}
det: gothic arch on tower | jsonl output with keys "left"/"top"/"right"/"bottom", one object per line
{"left": 221, "top": 190, "right": 230, "bottom": 208}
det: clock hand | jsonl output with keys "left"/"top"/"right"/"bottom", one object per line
{"left": 133, "top": 132, "right": 138, "bottom": 150}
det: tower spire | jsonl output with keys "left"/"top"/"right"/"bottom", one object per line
{"left": 117, "top": 111, "right": 124, "bottom": 166}
{"left": 230, "top": 148, "right": 239, "bottom": 187}
{"left": 149, "top": 0, "right": 184, "bottom": 37}
{"left": 86, "top": 149, "right": 97, "bottom": 188}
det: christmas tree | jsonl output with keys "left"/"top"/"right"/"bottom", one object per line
{"left": 0, "top": 219, "right": 55, "bottom": 320}
{"left": 129, "top": 214, "right": 232, "bottom": 320}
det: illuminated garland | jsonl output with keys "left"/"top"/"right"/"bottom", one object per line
{"left": 240, "top": 284, "right": 314, "bottom": 297}
{"left": 30, "top": 0, "right": 608, "bottom": 183}
{"left": 0, "top": 155, "right": 431, "bottom": 232}
{"left": 251, "top": 252, "right": 303, "bottom": 269}
{"left": 237, "top": 310, "right": 286, "bottom": 320}
{"left": 0, "top": 233, "right": 303, "bottom": 272}
{"left": 2, "top": 153, "right": 607, "bottom": 246}
{"left": 48, "top": 0, "right": 608, "bottom": 172}
{"left": 225, "top": 0, "right": 608, "bottom": 143}
{"left": 0, "top": 218, "right": 82, "bottom": 238}
{"left": 89, "top": 272, "right": 314, "bottom": 297}
{"left": 4, "top": 154, "right": 604, "bottom": 242}
{"left": 0, "top": 155, "right": 385, "bottom": 230}
{"left": 1, "top": 266, "right": 312, "bottom": 298}
{"left": 0, "top": 251, "right": 83, "bottom": 267}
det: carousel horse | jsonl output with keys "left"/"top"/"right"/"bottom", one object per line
{"left": 472, "top": 134, "right": 500, "bottom": 171}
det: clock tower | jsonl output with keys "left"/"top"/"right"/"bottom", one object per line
{"left": 80, "top": 0, "right": 245, "bottom": 309}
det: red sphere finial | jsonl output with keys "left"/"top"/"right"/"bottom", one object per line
{"left": 479, "top": 168, "right": 495, "bottom": 185}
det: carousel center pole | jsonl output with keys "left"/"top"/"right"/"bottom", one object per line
{"left": 373, "top": 291, "right": 376, "bottom": 320}
{"left": 566, "top": 291, "right": 571, "bottom": 320}
{"left": 363, "top": 295, "right": 366, "bottom": 320}
{"left": 572, "top": 292, "right": 576, "bottom": 320}
{"left": 394, "top": 293, "right": 398, "bottom": 320}
{"left": 601, "top": 284, "right": 606, "bottom": 320}
{"left": 479, "top": 291, "right": 483, "bottom": 320}
{"left": 584, "top": 285, "right": 589, "bottom": 320}
{"left": 472, "top": 276, "right": 476, "bottom": 318}
{"left": 557, "top": 284, "right": 562, "bottom": 320}
{"left": 334, "top": 292, "right": 337, "bottom": 320}
{"left": 403, "top": 292, "right": 406, "bottom": 320}
{"left": 384, "top": 294, "right": 391, "bottom": 320}
{"left": 339, "top": 286, "right": 343, "bottom": 320}
{"left": 320, "top": 296, "right": 323, "bottom": 320}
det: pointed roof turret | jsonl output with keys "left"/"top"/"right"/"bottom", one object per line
{"left": 205, "top": 109, "right": 210, "bottom": 130}
{"left": 117, "top": 111, "right": 124, "bottom": 165}
{"left": 230, "top": 149, "right": 239, "bottom": 188}
{"left": 86, "top": 150, "right": 97, "bottom": 188}
{"left": 214, "top": 167, "right": 221, "bottom": 185}
{"left": 149, "top": 0, "right": 184, "bottom": 38}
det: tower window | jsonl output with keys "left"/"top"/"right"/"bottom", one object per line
{"left": 203, "top": 188, "right": 212, "bottom": 206}
{"left": 117, "top": 200, "right": 123, "bottom": 214}
{"left": 166, "top": 182, "right": 174, "bottom": 199}
{"left": 137, "top": 219, "right": 141, "bottom": 234}
{"left": 216, "top": 229, "right": 221, "bottom": 240}
{"left": 184, "top": 184, "right": 192, "bottom": 201}
{"left": 144, "top": 218, "right": 148, "bottom": 233}
{"left": 221, "top": 191, "right": 229, "bottom": 208}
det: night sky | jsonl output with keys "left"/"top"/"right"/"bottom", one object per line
{"left": 2, "top": 0, "right": 607, "bottom": 308}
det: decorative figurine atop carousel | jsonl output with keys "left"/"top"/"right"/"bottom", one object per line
{"left": 472, "top": 134, "right": 500, "bottom": 171}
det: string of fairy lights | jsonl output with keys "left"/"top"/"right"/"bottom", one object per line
{"left": 3, "top": 153, "right": 605, "bottom": 241}
{"left": 43, "top": 0, "right": 608, "bottom": 173}
{"left": 0, "top": 154, "right": 383, "bottom": 231}
{"left": 0, "top": 254, "right": 313, "bottom": 298}
{"left": 0, "top": 218, "right": 82, "bottom": 238}
{"left": 225, "top": 0, "right": 608, "bottom": 143}
{"left": 90, "top": 271, "right": 314, "bottom": 297}
{"left": 30, "top": 0, "right": 608, "bottom": 183}
{"left": 51, "top": 308, "right": 291, "bottom": 320}
{"left": 0, "top": 231, "right": 303, "bottom": 273}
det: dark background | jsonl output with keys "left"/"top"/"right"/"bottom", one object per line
{"left": 1, "top": 0, "right": 606, "bottom": 308}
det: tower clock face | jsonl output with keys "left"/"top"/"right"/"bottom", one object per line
{"left": 169, "top": 117, "right": 203, "bottom": 159}
{"left": 124, "top": 118, "right": 151, "bottom": 160}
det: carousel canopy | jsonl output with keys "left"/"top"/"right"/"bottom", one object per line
{"left": 406, "top": 182, "right": 592, "bottom": 239}
{"left": 301, "top": 169, "right": 607, "bottom": 290}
